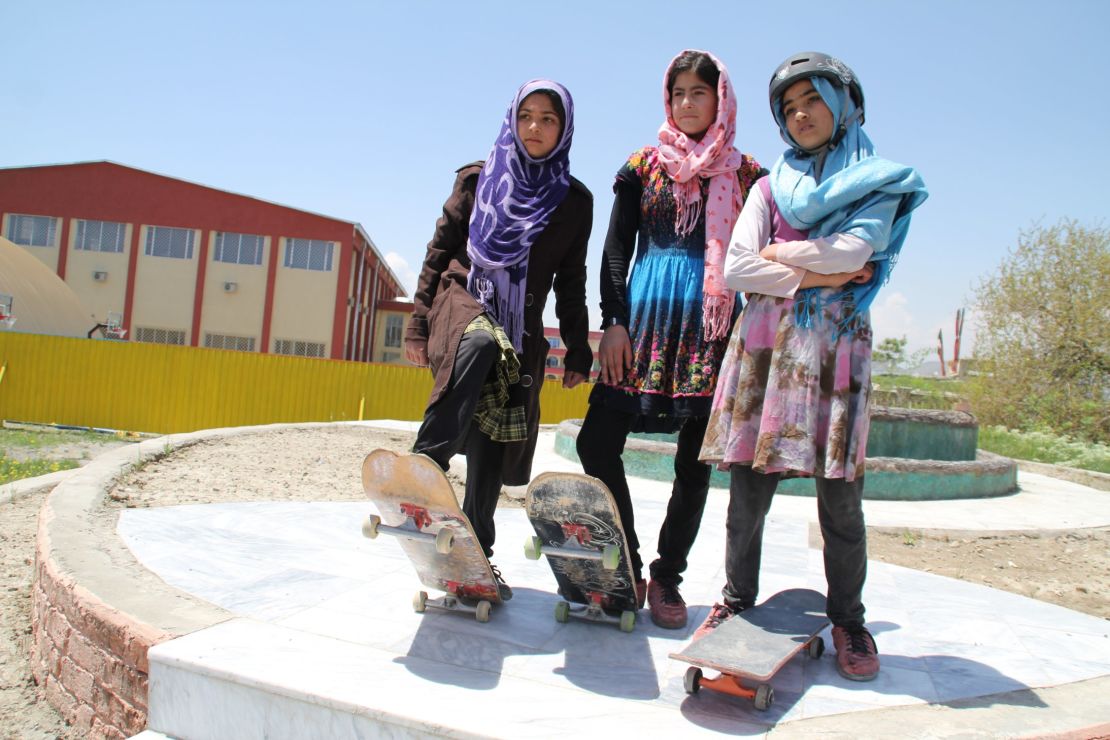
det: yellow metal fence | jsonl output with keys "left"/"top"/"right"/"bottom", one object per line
{"left": 0, "top": 333, "right": 591, "bottom": 434}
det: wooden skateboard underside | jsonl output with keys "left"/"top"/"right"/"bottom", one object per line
{"left": 526, "top": 472, "right": 638, "bottom": 614}
{"left": 362, "top": 449, "right": 500, "bottom": 606}
{"left": 672, "top": 588, "right": 829, "bottom": 682}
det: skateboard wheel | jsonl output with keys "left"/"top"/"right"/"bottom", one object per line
{"left": 754, "top": 683, "right": 774, "bottom": 711}
{"left": 362, "top": 514, "right": 381, "bottom": 539}
{"left": 601, "top": 544, "right": 620, "bottom": 570}
{"left": 807, "top": 636, "right": 825, "bottom": 659}
{"left": 554, "top": 601, "right": 570, "bottom": 623}
{"left": 413, "top": 591, "right": 428, "bottom": 613}
{"left": 619, "top": 610, "right": 635, "bottom": 633}
{"left": 435, "top": 527, "right": 454, "bottom": 555}
{"left": 524, "top": 535, "right": 543, "bottom": 560}
{"left": 475, "top": 600, "right": 492, "bottom": 623}
{"left": 683, "top": 666, "right": 702, "bottom": 695}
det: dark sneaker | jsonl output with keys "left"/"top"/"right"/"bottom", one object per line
{"left": 635, "top": 579, "right": 647, "bottom": 610}
{"left": 648, "top": 579, "right": 688, "bottom": 629}
{"left": 832, "top": 625, "right": 879, "bottom": 681}
{"left": 490, "top": 564, "right": 513, "bottom": 601}
{"left": 693, "top": 602, "right": 741, "bottom": 640}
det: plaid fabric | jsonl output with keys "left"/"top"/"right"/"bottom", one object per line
{"left": 466, "top": 315, "right": 527, "bottom": 443}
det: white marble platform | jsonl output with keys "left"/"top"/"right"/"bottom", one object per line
{"left": 120, "top": 462, "right": 1110, "bottom": 739}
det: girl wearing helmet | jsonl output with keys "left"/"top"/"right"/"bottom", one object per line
{"left": 576, "top": 50, "right": 765, "bottom": 629}
{"left": 698, "top": 52, "right": 927, "bottom": 681}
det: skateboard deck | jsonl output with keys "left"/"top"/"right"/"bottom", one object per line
{"left": 671, "top": 588, "right": 829, "bottom": 710}
{"left": 524, "top": 471, "right": 639, "bottom": 631}
{"left": 361, "top": 449, "right": 501, "bottom": 622}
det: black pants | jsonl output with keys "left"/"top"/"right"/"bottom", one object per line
{"left": 413, "top": 330, "right": 504, "bottom": 558}
{"left": 723, "top": 465, "right": 867, "bottom": 629}
{"left": 576, "top": 403, "right": 712, "bottom": 583}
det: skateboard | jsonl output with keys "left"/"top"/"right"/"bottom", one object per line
{"left": 361, "top": 448, "right": 501, "bottom": 622}
{"left": 524, "top": 471, "right": 638, "bottom": 632}
{"left": 671, "top": 588, "right": 829, "bottom": 711}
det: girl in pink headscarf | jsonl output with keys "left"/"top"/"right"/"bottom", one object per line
{"left": 576, "top": 50, "right": 765, "bottom": 630}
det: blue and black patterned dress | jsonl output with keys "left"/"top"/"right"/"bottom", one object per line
{"left": 592, "top": 146, "right": 764, "bottom": 431}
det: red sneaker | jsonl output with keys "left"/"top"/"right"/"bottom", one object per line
{"left": 693, "top": 602, "right": 739, "bottom": 640}
{"left": 832, "top": 625, "right": 880, "bottom": 681}
{"left": 647, "top": 579, "right": 687, "bottom": 629}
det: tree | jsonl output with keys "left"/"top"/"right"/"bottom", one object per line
{"left": 969, "top": 219, "right": 1109, "bottom": 443}
{"left": 873, "top": 336, "right": 908, "bottom": 373}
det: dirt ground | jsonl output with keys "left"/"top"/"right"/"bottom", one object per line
{"left": 1, "top": 425, "right": 1107, "bottom": 738}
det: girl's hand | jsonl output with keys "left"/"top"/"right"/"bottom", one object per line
{"left": 562, "top": 370, "right": 587, "bottom": 389}
{"left": 405, "top": 338, "right": 429, "bottom": 367}
{"left": 759, "top": 244, "right": 779, "bottom": 262}
{"left": 799, "top": 263, "right": 874, "bottom": 290}
{"left": 598, "top": 325, "right": 632, "bottom": 385}
{"left": 849, "top": 262, "right": 876, "bottom": 284}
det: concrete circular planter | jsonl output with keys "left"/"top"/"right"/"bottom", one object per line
{"left": 555, "top": 407, "right": 1018, "bottom": 501}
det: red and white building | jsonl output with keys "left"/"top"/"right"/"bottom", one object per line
{"left": 0, "top": 161, "right": 405, "bottom": 361}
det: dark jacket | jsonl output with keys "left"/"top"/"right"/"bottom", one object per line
{"left": 406, "top": 162, "right": 594, "bottom": 484}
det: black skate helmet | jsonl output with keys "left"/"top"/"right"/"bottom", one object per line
{"left": 769, "top": 52, "right": 865, "bottom": 151}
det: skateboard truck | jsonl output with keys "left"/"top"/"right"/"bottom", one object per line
{"left": 412, "top": 581, "right": 493, "bottom": 623}
{"left": 362, "top": 505, "right": 455, "bottom": 555}
{"left": 682, "top": 635, "right": 825, "bottom": 711}
{"left": 554, "top": 590, "right": 636, "bottom": 633}
{"left": 523, "top": 533, "right": 620, "bottom": 569}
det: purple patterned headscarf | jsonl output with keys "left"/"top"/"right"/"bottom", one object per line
{"left": 467, "top": 79, "right": 574, "bottom": 352}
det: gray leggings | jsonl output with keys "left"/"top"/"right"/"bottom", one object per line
{"left": 723, "top": 465, "right": 867, "bottom": 629}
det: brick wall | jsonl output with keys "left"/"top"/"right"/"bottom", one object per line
{"left": 31, "top": 522, "right": 169, "bottom": 739}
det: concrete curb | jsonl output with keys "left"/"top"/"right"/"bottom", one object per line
{"left": 1017, "top": 459, "right": 1110, "bottom": 492}
{"left": 29, "top": 422, "right": 340, "bottom": 739}
{"left": 0, "top": 467, "right": 78, "bottom": 504}
{"left": 768, "top": 675, "right": 1110, "bottom": 739}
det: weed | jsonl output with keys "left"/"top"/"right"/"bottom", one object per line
{"left": 979, "top": 426, "right": 1110, "bottom": 474}
{"left": 0, "top": 454, "right": 80, "bottom": 485}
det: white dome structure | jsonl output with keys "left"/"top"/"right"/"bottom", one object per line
{"left": 0, "top": 236, "right": 97, "bottom": 338}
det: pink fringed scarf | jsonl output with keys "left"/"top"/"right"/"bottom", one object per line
{"left": 656, "top": 50, "right": 744, "bottom": 341}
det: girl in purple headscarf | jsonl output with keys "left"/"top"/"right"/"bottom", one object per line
{"left": 405, "top": 80, "right": 594, "bottom": 598}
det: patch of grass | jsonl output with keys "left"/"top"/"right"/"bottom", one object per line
{"left": 873, "top": 374, "right": 967, "bottom": 394}
{"left": 0, "top": 454, "right": 80, "bottom": 484}
{"left": 0, "top": 427, "right": 117, "bottom": 451}
{"left": 979, "top": 426, "right": 1110, "bottom": 474}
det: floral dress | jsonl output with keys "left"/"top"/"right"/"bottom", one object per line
{"left": 591, "top": 147, "right": 764, "bottom": 430}
{"left": 701, "top": 293, "right": 873, "bottom": 481}
{"left": 700, "top": 180, "right": 873, "bottom": 481}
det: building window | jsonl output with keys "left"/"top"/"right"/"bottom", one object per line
{"left": 382, "top": 351, "right": 400, "bottom": 363}
{"left": 75, "top": 219, "right": 126, "bottom": 253}
{"left": 6, "top": 214, "right": 58, "bottom": 247}
{"left": 284, "top": 238, "right": 333, "bottom": 271}
{"left": 546, "top": 356, "right": 560, "bottom": 368}
{"left": 384, "top": 315, "right": 404, "bottom": 348}
{"left": 214, "top": 231, "right": 264, "bottom": 265}
{"left": 548, "top": 337, "right": 562, "bottom": 349}
{"left": 274, "top": 338, "right": 326, "bottom": 358}
{"left": 134, "top": 326, "right": 187, "bottom": 345}
{"left": 145, "top": 226, "right": 195, "bottom": 260}
{"left": 204, "top": 333, "right": 256, "bottom": 352}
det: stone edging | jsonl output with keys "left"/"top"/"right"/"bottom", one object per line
{"left": 1016, "top": 459, "right": 1110, "bottom": 492}
{"left": 1, "top": 468, "right": 78, "bottom": 505}
{"left": 30, "top": 422, "right": 336, "bottom": 739}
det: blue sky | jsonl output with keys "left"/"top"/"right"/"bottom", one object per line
{"left": 4, "top": 0, "right": 1107, "bottom": 355}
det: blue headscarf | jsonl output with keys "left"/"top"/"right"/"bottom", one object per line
{"left": 467, "top": 80, "right": 574, "bottom": 352}
{"left": 770, "top": 77, "right": 927, "bottom": 335}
